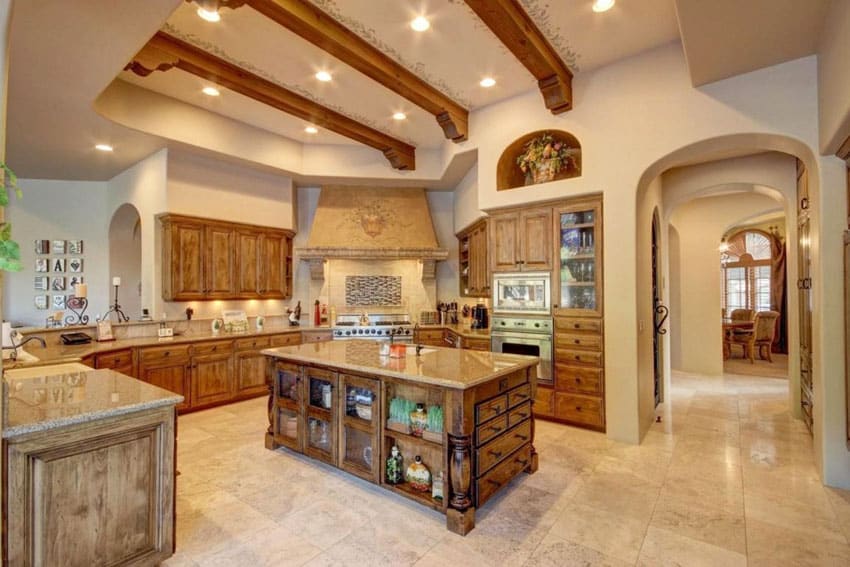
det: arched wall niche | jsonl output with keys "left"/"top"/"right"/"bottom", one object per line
{"left": 108, "top": 203, "right": 142, "bottom": 320}
{"left": 496, "top": 129, "right": 582, "bottom": 190}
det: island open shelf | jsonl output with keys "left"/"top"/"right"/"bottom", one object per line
{"left": 262, "top": 340, "right": 539, "bottom": 535}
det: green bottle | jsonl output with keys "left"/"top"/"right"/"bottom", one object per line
{"left": 386, "top": 445, "right": 403, "bottom": 484}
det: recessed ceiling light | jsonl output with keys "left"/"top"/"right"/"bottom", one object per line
{"left": 304, "top": 126, "right": 318, "bottom": 134}
{"left": 392, "top": 112, "right": 407, "bottom": 121}
{"left": 411, "top": 16, "right": 430, "bottom": 32}
{"left": 315, "top": 71, "right": 332, "bottom": 82}
{"left": 95, "top": 144, "right": 114, "bottom": 152}
{"left": 480, "top": 77, "right": 496, "bottom": 88}
{"left": 197, "top": 7, "right": 221, "bottom": 22}
{"left": 202, "top": 86, "right": 220, "bottom": 96}
{"left": 592, "top": 0, "right": 615, "bottom": 13}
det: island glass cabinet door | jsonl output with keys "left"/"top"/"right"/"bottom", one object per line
{"left": 273, "top": 362, "right": 303, "bottom": 451}
{"left": 339, "top": 374, "right": 381, "bottom": 482}
{"left": 304, "top": 367, "right": 339, "bottom": 465}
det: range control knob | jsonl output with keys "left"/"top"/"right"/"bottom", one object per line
{"left": 534, "top": 322, "right": 540, "bottom": 328}
{"left": 345, "top": 331, "right": 351, "bottom": 336}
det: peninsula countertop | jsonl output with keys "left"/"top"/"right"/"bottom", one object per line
{"left": 3, "top": 366, "right": 184, "bottom": 438}
{"left": 262, "top": 340, "right": 537, "bottom": 389}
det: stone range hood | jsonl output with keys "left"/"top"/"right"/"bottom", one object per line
{"left": 297, "top": 186, "right": 449, "bottom": 280}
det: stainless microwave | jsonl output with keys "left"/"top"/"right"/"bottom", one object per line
{"left": 492, "top": 272, "right": 551, "bottom": 315}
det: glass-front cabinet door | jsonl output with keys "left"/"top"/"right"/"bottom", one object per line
{"left": 304, "top": 367, "right": 338, "bottom": 464}
{"left": 554, "top": 200, "right": 603, "bottom": 317}
{"left": 273, "top": 362, "right": 303, "bottom": 451}
{"left": 340, "top": 374, "right": 380, "bottom": 481}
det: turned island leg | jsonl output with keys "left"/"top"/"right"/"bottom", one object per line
{"left": 265, "top": 359, "right": 279, "bottom": 450}
{"left": 447, "top": 433, "right": 475, "bottom": 535}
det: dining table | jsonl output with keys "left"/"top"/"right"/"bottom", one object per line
{"left": 722, "top": 318, "right": 754, "bottom": 359}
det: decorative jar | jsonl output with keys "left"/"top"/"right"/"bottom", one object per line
{"left": 409, "top": 403, "right": 428, "bottom": 437}
{"left": 405, "top": 455, "right": 431, "bottom": 492}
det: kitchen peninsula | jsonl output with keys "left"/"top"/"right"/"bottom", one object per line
{"left": 262, "top": 340, "right": 538, "bottom": 535}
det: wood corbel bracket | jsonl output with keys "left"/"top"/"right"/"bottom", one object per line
{"left": 306, "top": 259, "right": 325, "bottom": 281}
{"left": 420, "top": 259, "right": 438, "bottom": 281}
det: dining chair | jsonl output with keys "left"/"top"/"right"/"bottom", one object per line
{"left": 727, "top": 310, "right": 780, "bottom": 363}
{"left": 729, "top": 308, "right": 754, "bottom": 321}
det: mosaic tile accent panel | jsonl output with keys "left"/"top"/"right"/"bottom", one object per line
{"left": 345, "top": 275, "right": 402, "bottom": 306}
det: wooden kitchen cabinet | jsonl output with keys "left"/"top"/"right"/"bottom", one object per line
{"left": 138, "top": 344, "right": 192, "bottom": 412}
{"left": 458, "top": 218, "right": 489, "bottom": 297}
{"left": 489, "top": 206, "right": 552, "bottom": 273}
{"left": 234, "top": 335, "right": 272, "bottom": 399}
{"left": 414, "top": 328, "right": 444, "bottom": 346}
{"left": 94, "top": 348, "right": 136, "bottom": 378}
{"left": 160, "top": 213, "right": 294, "bottom": 301}
{"left": 191, "top": 341, "right": 234, "bottom": 408}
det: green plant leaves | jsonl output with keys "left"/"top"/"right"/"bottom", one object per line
{"left": 0, "top": 163, "right": 23, "bottom": 272}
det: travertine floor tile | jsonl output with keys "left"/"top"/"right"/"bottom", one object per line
{"left": 637, "top": 526, "right": 747, "bottom": 567}
{"left": 549, "top": 501, "right": 649, "bottom": 563}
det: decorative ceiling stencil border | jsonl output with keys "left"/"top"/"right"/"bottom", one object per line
{"left": 518, "top": 0, "right": 580, "bottom": 72}
{"left": 161, "top": 22, "right": 419, "bottom": 147}
{"left": 307, "top": 0, "right": 472, "bottom": 107}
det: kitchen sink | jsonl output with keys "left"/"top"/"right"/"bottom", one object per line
{"left": 1, "top": 348, "right": 40, "bottom": 363}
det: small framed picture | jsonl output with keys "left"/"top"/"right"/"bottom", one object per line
{"left": 52, "top": 295, "right": 66, "bottom": 309}
{"left": 35, "top": 240, "right": 50, "bottom": 254}
{"left": 34, "top": 276, "right": 48, "bottom": 290}
{"left": 35, "top": 258, "right": 49, "bottom": 272}
{"left": 52, "top": 240, "right": 66, "bottom": 254}
{"left": 69, "top": 275, "right": 84, "bottom": 288}
{"left": 51, "top": 276, "right": 65, "bottom": 291}
{"left": 68, "top": 258, "right": 83, "bottom": 273}
{"left": 68, "top": 240, "right": 83, "bottom": 254}
{"left": 34, "top": 295, "right": 48, "bottom": 310}
{"left": 52, "top": 258, "right": 65, "bottom": 272}
{"left": 96, "top": 319, "right": 114, "bottom": 342}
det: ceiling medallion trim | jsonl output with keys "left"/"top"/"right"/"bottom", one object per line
{"left": 518, "top": 0, "right": 580, "bottom": 72}
{"left": 161, "top": 22, "right": 418, "bottom": 147}
{"left": 305, "top": 0, "right": 472, "bottom": 107}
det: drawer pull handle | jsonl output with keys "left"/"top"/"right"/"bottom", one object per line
{"left": 517, "top": 458, "right": 529, "bottom": 467}
{"left": 212, "top": 346, "right": 217, "bottom": 351}
{"left": 164, "top": 351, "right": 170, "bottom": 356}
{"left": 516, "top": 412, "right": 528, "bottom": 419}
{"left": 575, "top": 406, "right": 582, "bottom": 411}
{"left": 488, "top": 425, "right": 502, "bottom": 433}
{"left": 488, "top": 449, "right": 503, "bottom": 458}
{"left": 575, "top": 378, "right": 582, "bottom": 383}
{"left": 574, "top": 339, "right": 580, "bottom": 344}
{"left": 516, "top": 434, "right": 529, "bottom": 441}
{"left": 574, "top": 323, "right": 580, "bottom": 329}
{"left": 486, "top": 478, "right": 501, "bottom": 486}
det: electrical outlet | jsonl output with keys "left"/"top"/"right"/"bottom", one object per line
{"left": 157, "top": 327, "right": 174, "bottom": 338}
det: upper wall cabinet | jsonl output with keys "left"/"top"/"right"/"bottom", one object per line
{"left": 489, "top": 207, "right": 553, "bottom": 273}
{"left": 160, "top": 214, "right": 294, "bottom": 301}
{"left": 497, "top": 130, "right": 582, "bottom": 191}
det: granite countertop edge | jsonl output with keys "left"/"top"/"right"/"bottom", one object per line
{"left": 3, "top": 394, "right": 184, "bottom": 439}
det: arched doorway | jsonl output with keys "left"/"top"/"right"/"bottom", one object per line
{"left": 108, "top": 204, "right": 142, "bottom": 320}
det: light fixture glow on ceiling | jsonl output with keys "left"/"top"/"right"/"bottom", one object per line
{"left": 392, "top": 112, "right": 407, "bottom": 121}
{"left": 480, "top": 77, "right": 496, "bottom": 88}
{"left": 95, "top": 144, "right": 114, "bottom": 152}
{"left": 315, "top": 71, "right": 332, "bottom": 82}
{"left": 305, "top": 126, "right": 319, "bottom": 134}
{"left": 592, "top": 0, "right": 615, "bottom": 13}
{"left": 197, "top": 7, "right": 221, "bottom": 22}
{"left": 411, "top": 16, "right": 430, "bottom": 32}
{"left": 202, "top": 86, "right": 220, "bottom": 96}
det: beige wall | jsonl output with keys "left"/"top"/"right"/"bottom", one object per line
{"left": 669, "top": 192, "right": 784, "bottom": 375}
{"left": 817, "top": 0, "right": 850, "bottom": 153}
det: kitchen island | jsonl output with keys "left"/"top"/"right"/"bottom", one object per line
{"left": 262, "top": 340, "right": 538, "bottom": 535}
{"left": 3, "top": 364, "right": 182, "bottom": 566}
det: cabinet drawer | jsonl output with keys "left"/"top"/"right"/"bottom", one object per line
{"left": 556, "top": 349, "right": 602, "bottom": 367}
{"left": 555, "top": 365, "right": 603, "bottom": 395}
{"left": 507, "top": 401, "right": 532, "bottom": 428}
{"left": 139, "top": 344, "right": 190, "bottom": 364}
{"left": 269, "top": 333, "right": 301, "bottom": 347}
{"left": 301, "top": 330, "right": 332, "bottom": 343}
{"left": 555, "top": 333, "right": 602, "bottom": 351}
{"left": 193, "top": 340, "right": 233, "bottom": 356}
{"left": 234, "top": 336, "right": 270, "bottom": 351}
{"left": 534, "top": 387, "right": 554, "bottom": 416}
{"left": 475, "top": 445, "right": 532, "bottom": 507}
{"left": 476, "top": 413, "right": 508, "bottom": 446}
{"left": 415, "top": 329, "right": 443, "bottom": 342}
{"left": 554, "top": 392, "right": 605, "bottom": 428}
{"left": 476, "top": 420, "right": 532, "bottom": 475}
{"left": 554, "top": 317, "right": 602, "bottom": 334}
{"left": 507, "top": 383, "right": 531, "bottom": 408}
{"left": 95, "top": 349, "right": 133, "bottom": 369}
{"left": 476, "top": 394, "right": 508, "bottom": 424}
{"left": 463, "top": 337, "right": 490, "bottom": 351}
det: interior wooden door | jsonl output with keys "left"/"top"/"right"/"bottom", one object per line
{"left": 236, "top": 229, "right": 261, "bottom": 296}
{"left": 205, "top": 225, "right": 236, "bottom": 298}
{"left": 520, "top": 208, "right": 553, "bottom": 271}
{"left": 797, "top": 159, "right": 813, "bottom": 433}
{"left": 490, "top": 212, "right": 520, "bottom": 272}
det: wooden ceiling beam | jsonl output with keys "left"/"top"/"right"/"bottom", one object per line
{"left": 125, "top": 31, "right": 416, "bottom": 170}
{"left": 463, "top": 0, "right": 573, "bottom": 114}
{"left": 224, "top": 0, "right": 468, "bottom": 142}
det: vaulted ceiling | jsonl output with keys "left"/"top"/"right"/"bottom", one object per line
{"left": 4, "top": 0, "right": 831, "bottom": 181}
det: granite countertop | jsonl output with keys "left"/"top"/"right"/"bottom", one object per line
{"left": 10, "top": 325, "right": 306, "bottom": 368}
{"left": 262, "top": 340, "right": 535, "bottom": 390}
{"left": 3, "top": 367, "right": 184, "bottom": 438}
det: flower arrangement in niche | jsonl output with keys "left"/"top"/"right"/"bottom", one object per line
{"left": 516, "top": 132, "right": 578, "bottom": 185}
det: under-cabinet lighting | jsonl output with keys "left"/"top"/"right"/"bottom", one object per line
{"left": 95, "top": 144, "right": 114, "bottom": 152}
{"left": 197, "top": 7, "right": 221, "bottom": 22}
{"left": 411, "top": 16, "right": 430, "bottom": 32}
{"left": 315, "top": 71, "right": 332, "bottom": 82}
{"left": 305, "top": 126, "right": 319, "bottom": 134}
{"left": 480, "top": 77, "right": 496, "bottom": 88}
{"left": 392, "top": 112, "right": 407, "bottom": 121}
{"left": 592, "top": 0, "right": 615, "bottom": 13}
{"left": 202, "top": 86, "right": 220, "bottom": 96}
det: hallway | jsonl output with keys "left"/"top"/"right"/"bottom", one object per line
{"left": 164, "top": 368, "right": 850, "bottom": 566}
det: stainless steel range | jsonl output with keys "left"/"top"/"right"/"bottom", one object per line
{"left": 332, "top": 313, "right": 414, "bottom": 342}
{"left": 490, "top": 315, "right": 553, "bottom": 386}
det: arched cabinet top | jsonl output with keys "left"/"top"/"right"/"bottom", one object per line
{"left": 497, "top": 130, "right": 582, "bottom": 191}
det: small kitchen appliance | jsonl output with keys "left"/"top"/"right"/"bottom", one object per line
{"left": 471, "top": 304, "right": 489, "bottom": 329}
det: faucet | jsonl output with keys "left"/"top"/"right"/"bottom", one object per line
{"left": 3, "top": 333, "right": 47, "bottom": 361}
{"left": 413, "top": 323, "right": 423, "bottom": 356}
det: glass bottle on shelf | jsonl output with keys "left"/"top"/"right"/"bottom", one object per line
{"left": 558, "top": 207, "right": 598, "bottom": 312}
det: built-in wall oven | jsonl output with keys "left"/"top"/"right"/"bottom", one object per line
{"left": 492, "top": 272, "right": 551, "bottom": 316}
{"left": 490, "top": 316, "right": 553, "bottom": 386}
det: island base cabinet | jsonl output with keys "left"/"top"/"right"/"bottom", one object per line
{"left": 4, "top": 407, "right": 176, "bottom": 567}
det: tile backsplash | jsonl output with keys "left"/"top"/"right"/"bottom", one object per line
{"left": 345, "top": 275, "right": 402, "bottom": 306}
